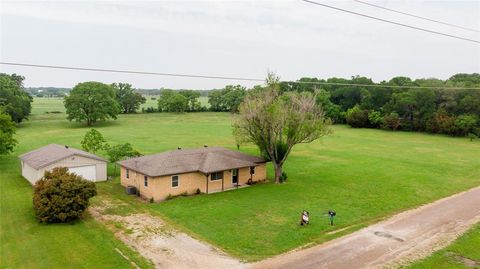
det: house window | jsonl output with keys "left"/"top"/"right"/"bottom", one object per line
{"left": 250, "top": 166, "right": 256, "bottom": 175}
{"left": 211, "top": 171, "right": 223, "bottom": 181}
{"left": 126, "top": 169, "right": 129, "bottom": 179}
{"left": 171, "top": 175, "right": 179, "bottom": 188}
{"left": 144, "top": 176, "right": 148, "bottom": 187}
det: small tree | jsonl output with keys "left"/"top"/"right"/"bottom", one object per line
{"left": 64, "top": 82, "right": 121, "bottom": 126}
{"left": 33, "top": 167, "right": 97, "bottom": 223}
{"left": 111, "top": 83, "right": 146, "bottom": 113}
{"left": 0, "top": 112, "right": 17, "bottom": 154}
{"left": 158, "top": 90, "right": 189, "bottom": 112}
{"left": 106, "top": 143, "right": 141, "bottom": 176}
{"left": 234, "top": 73, "right": 331, "bottom": 184}
{"left": 81, "top": 129, "right": 107, "bottom": 153}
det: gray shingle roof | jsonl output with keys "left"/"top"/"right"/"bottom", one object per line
{"left": 19, "top": 144, "right": 107, "bottom": 169}
{"left": 118, "top": 147, "right": 266, "bottom": 177}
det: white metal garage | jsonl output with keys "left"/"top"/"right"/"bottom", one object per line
{"left": 68, "top": 165, "right": 97, "bottom": 181}
{"left": 19, "top": 144, "right": 107, "bottom": 185}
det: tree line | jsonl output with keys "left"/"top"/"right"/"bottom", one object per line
{"left": 1, "top": 72, "right": 479, "bottom": 156}
{"left": 279, "top": 74, "right": 480, "bottom": 138}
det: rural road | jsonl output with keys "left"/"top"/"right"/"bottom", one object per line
{"left": 253, "top": 186, "right": 480, "bottom": 269}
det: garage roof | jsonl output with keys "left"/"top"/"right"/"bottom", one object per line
{"left": 118, "top": 147, "right": 266, "bottom": 177}
{"left": 19, "top": 144, "right": 107, "bottom": 169}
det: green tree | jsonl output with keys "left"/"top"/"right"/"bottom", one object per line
{"left": 0, "top": 73, "right": 32, "bottom": 123}
{"left": 64, "top": 82, "right": 121, "bottom": 126}
{"left": 0, "top": 112, "right": 17, "bottom": 154}
{"left": 208, "top": 85, "right": 246, "bottom": 112}
{"left": 233, "top": 73, "right": 331, "bottom": 183}
{"left": 111, "top": 83, "right": 146, "bottom": 113}
{"left": 315, "top": 89, "right": 343, "bottom": 123}
{"left": 106, "top": 143, "right": 141, "bottom": 176}
{"left": 81, "top": 129, "right": 107, "bottom": 153}
{"left": 33, "top": 167, "right": 97, "bottom": 223}
{"left": 158, "top": 89, "right": 189, "bottom": 112}
{"left": 179, "top": 90, "right": 202, "bottom": 111}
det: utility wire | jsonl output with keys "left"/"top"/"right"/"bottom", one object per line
{"left": 354, "top": 0, "right": 480, "bottom": 33}
{"left": 1, "top": 61, "right": 480, "bottom": 90}
{"left": 301, "top": 0, "right": 480, "bottom": 44}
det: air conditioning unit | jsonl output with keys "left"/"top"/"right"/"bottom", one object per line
{"left": 126, "top": 186, "right": 137, "bottom": 195}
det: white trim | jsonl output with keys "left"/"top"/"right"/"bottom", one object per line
{"left": 171, "top": 175, "right": 179, "bottom": 188}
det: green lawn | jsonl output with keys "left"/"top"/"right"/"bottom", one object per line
{"left": 0, "top": 156, "right": 153, "bottom": 268}
{"left": 406, "top": 224, "right": 480, "bottom": 269}
{"left": 1, "top": 98, "right": 480, "bottom": 266}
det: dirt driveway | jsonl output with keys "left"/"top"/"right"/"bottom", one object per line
{"left": 253, "top": 186, "right": 480, "bottom": 269}
{"left": 91, "top": 186, "right": 480, "bottom": 269}
{"left": 90, "top": 202, "right": 245, "bottom": 269}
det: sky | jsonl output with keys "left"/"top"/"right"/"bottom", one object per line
{"left": 0, "top": 0, "right": 479, "bottom": 89}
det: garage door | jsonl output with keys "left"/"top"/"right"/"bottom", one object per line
{"left": 68, "top": 165, "right": 96, "bottom": 181}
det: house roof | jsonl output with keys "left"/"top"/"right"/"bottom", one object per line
{"left": 118, "top": 147, "right": 266, "bottom": 177}
{"left": 19, "top": 144, "right": 107, "bottom": 169}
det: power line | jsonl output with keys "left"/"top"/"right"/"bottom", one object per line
{"left": 354, "top": 0, "right": 480, "bottom": 33}
{"left": 0, "top": 62, "right": 264, "bottom": 82}
{"left": 1, "top": 61, "right": 479, "bottom": 90}
{"left": 301, "top": 0, "right": 480, "bottom": 44}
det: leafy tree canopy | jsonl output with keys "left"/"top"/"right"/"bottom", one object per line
{"left": 0, "top": 112, "right": 17, "bottom": 154}
{"left": 112, "top": 83, "right": 146, "bottom": 113}
{"left": 64, "top": 81, "right": 121, "bottom": 126}
{"left": 0, "top": 73, "right": 32, "bottom": 123}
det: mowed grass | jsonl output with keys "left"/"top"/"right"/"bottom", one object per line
{"left": 406, "top": 224, "right": 480, "bottom": 269}
{"left": 2, "top": 97, "right": 480, "bottom": 265}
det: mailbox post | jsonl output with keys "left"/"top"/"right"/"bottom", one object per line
{"left": 328, "top": 210, "right": 336, "bottom": 226}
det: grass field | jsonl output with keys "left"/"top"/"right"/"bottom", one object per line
{"left": 1, "top": 97, "right": 480, "bottom": 266}
{"left": 406, "top": 224, "right": 480, "bottom": 269}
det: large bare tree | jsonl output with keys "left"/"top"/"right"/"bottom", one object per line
{"left": 233, "top": 73, "right": 331, "bottom": 184}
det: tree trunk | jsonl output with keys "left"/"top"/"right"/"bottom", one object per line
{"left": 273, "top": 162, "right": 282, "bottom": 184}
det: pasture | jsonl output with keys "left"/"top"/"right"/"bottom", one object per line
{"left": 1, "top": 97, "right": 479, "bottom": 266}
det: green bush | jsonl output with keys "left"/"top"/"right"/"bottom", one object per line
{"left": 280, "top": 172, "right": 288, "bottom": 183}
{"left": 346, "top": 105, "right": 369, "bottom": 128}
{"left": 368, "top": 110, "right": 383, "bottom": 128}
{"left": 33, "top": 167, "right": 97, "bottom": 223}
{"left": 453, "top": 115, "right": 477, "bottom": 136}
{"left": 382, "top": 112, "right": 401, "bottom": 131}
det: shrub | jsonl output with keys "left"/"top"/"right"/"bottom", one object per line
{"left": 382, "top": 112, "right": 401, "bottom": 131}
{"left": 368, "top": 110, "right": 383, "bottom": 128}
{"left": 149, "top": 197, "right": 154, "bottom": 203}
{"left": 195, "top": 188, "right": 201, "bottom": 195}
{"left": 280, "top": 172, "right": 288, "bottom": 183}
{"left": 33, "top": 167, "right": 97, "bottom": 223}
{"left": 426, "top": 110, "right": 455, "bottom": 135}
{"left": 346, "top": 105, "right": 369, "bottom": 128}
{"left": 453, "top": 115, "right": 477, "bottom": 136}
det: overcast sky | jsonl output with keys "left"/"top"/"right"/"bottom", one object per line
{"left": 1, "top": 0, "right": 479, "bottom": 89}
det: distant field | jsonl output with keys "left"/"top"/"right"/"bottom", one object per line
{"left": 406, "top": 224, "right": 480, "bottom": 269}
{"left": 31, "top": 96, "right": 210, "bottom": 115}
{"left": 2, "top": 98, "right": 479, "bottom": 266}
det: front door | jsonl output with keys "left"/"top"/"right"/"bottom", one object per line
{"left": 232, "top": 169, "right": 239, "bottom": 185}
